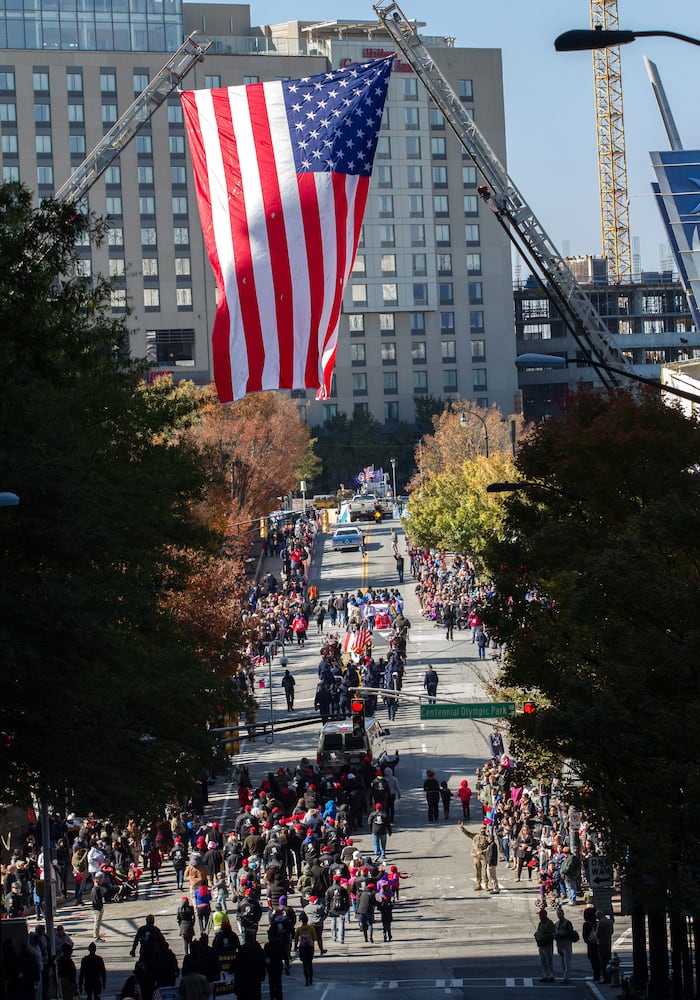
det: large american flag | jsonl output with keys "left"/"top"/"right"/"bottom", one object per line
{"left": 181, "top": 56, "right": 393, "bottom": 404}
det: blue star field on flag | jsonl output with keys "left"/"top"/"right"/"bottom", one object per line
{"left": 283, "top": 56, "right": 393, "bottom": 176}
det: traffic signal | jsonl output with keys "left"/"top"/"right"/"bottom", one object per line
{"left": 522, "top": 700, "right": 536, "bottom": 737}
{"left": 351, "top": 698, "right": 365, "bottom": 738}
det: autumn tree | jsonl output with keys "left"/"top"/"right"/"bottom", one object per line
{"left": 188, "top": 386, "right": 313, "bottom": 537}
{"left": 481, "top": 387, "right": 700, "bottom": 996}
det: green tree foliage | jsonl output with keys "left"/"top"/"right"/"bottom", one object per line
{"left": 481, "top": 387, "right": 700, "bottom": 912}
{"left": 405, "top": 456, "right": 513, "bottom": 562}
{"left": 0, "top": 186, "right": 235, "bottom": 814}
{"left": 404, "top": 405, "right": 518, "bottom": 564}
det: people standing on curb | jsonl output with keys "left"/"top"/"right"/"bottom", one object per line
{"left": 534, "top": 908, "right": 556, "bottom": 983}
{"left": 582, "top": 906, "right": 601, "bottom": 982}
{"left": 595, "top": 910, "right": 613, "bottom": 984}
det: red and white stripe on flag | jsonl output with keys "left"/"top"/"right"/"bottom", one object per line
{"left": 181, "top": 56, "right": 393, "bottom": 404}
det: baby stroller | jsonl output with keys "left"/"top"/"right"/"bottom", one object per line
{"left": 114, "top": 865, "right": 141, "bottom": 903}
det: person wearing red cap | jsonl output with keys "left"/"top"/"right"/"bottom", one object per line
{"left": 324, "top": 875, "right": 350, "bottom": 944}
{"left": 176, "top": 896, "right": 195, "bottom": 954}
{"left": 355, "top": 882, "right": 376, "bottom": 943}
{"left": 303, "top": 895, "right": 326, "bottom": 954}
{"left": 367, "top": 802, "right": 392, "bottom": 861}
{"left": 237, "top": 888, "right": 263, "bottom": 945}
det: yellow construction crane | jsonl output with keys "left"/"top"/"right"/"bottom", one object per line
{"left": 590, "top": 0, "right": 632, "bottom": 282}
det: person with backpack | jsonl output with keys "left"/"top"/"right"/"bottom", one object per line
{"left": 293, "top": 914, "right": 317, "bottom": 987}
{"left": 237, "top": 889, "right": 263, "bottom": 945}
{"left": 169, "top": 838, "right": 187, "bottom": 891}
{"left": 267, "top": 903, "right": 294, "bottom": 974}
{"left": 324, "top": 875, "right": 350, "bottom": 944}
{"left": 367, "top": 803, "right": 392, "bottom": 861}
{"left": 177, "top": 897, "right": 196, "bottom": 955}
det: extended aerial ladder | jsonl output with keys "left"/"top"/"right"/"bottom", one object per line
{"left": 373, "top": 0, "right": 634, "bottom": 389}
{"left": 55, "top": 31, "right": 210, "bottom": 206}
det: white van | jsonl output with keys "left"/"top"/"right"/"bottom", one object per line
{"left": 317, "top": 717, "right": 396, "bottom": 771}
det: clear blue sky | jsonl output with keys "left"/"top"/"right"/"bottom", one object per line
{"left": 206, "top": 0, "right": 699, "bottom": 273}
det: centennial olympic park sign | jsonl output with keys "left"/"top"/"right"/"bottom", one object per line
{"left": 420, "top": 702, "right": 516, "bottom": 721}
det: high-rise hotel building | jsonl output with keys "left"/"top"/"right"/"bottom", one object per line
{"left": 0, "top": 2, "right": 518, "bottom": 424}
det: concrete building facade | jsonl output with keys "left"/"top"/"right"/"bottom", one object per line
{"left": 0, "top": 1, "right": 518, "bottom": 427}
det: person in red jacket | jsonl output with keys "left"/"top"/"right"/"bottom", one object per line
{"left": 292, "top": 612, "right": 308, "bottom": 647}
{"left": 457, "top": 779, "right": 472, "bottom": 820}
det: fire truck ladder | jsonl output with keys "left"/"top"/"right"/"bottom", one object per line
{"left": 373, "top": 0, "right": 634, "bottom": 388}
{"left": 55, "top": 31, "right": 211, "bottom": 206}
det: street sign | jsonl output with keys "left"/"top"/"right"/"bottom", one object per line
{"left": 587, "top": 857, "right": 613, "bottom": 888}
{"left": 592, "top": 886, "right": 613, "bottom": 917}
{"left": 420, "top": 702, "right": 516, "bottom": 721}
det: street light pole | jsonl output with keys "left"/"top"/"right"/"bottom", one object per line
{"left": 555, "top": 27, "right": 700, "bottom": 52}
{"left": 390, "top": 457, "right": 397, "bottom": 500}
{"left": 460, "top": 409, "right": 489, "bottom": 458}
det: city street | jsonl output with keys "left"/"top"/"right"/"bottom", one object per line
{"left": 47, "top": 517, "right": 630, "bottom": 999}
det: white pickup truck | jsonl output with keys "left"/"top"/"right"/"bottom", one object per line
{"left": 347, "top": 493, "right": 380, "bottom": 522}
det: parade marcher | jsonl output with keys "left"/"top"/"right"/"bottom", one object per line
{"left": 534, "top": 908, "right": 556, "bottom": 983}
{"left": 458, "top": 821, "right": 489, "bottom": 891}
{"left": 237, "top": 890, "right": 263, "bottom": 945}
{"left": 79, "top": 943, "right": 106, "bottom": 1000}
{"left": 376, "top": 891, "right": 393, "bottom": 942}
{"left": 423, "top": 771, "right": 440, "bottom": 823}
{"left": 423, "top": 665, "right": 439, "bottom": 704}
{"left": 553, "top": 904, "right": 577, "bottom": 984}
{"left": 170, "top": 839, "right": 188, "bottom": 891}
{"left": 324, "top": 876, "right": 350, "bottom": 944}
{"left": 232, "top": 939, "right": 266, "bottom": 1000}
{"left": 177, "top": 897, "right": 196, "bottom": 955}
{"left": 367, "top": 803, "right": 392, "bottom": 861}
{"left": 303, "top": 895, "right": 327, "bottom": 955}
{"left": 262, "top": 930, "right": 287, "bottom": 1000}
{"left": 281, "top": 670, "right": 296, "bottom": 712}
{"left": 294, "top": 914, "right": 318, "bottom": 987}
{"left": 355, "top": 882, "right": 376, "bottom": 943}
{"left": 195, "top": 880, "right": 213, "bottom": 935}
{"left": 211, "top": 916, "right": 241, "bottom": 978}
